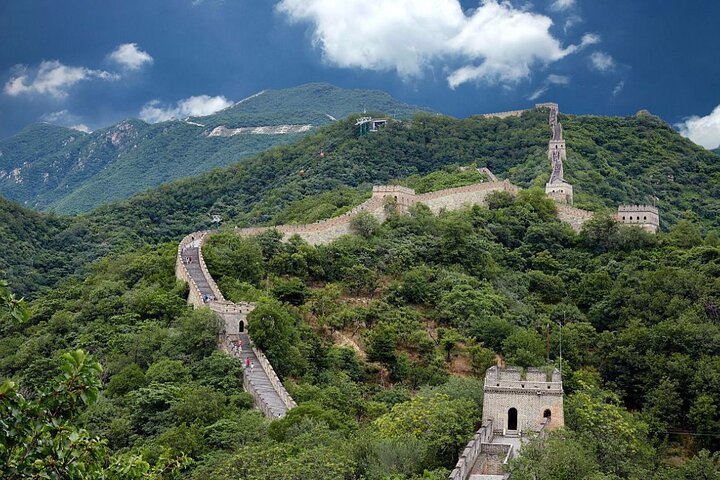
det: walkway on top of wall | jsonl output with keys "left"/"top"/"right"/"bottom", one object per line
{"left": 180, "top": 243, "right": 294, "bottom": 419}
{"left": 229, "top": 332, "right": 290, "bottom": 419}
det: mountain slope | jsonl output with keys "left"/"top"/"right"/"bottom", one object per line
{"left": 3, "top": 107, "right": 719, "bottom": 297}
{"left": 0, "top": 83, "right": 428, "bottom": 214}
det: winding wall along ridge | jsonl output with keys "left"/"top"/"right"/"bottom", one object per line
{"left": 176, "top": 104, "right": 598, "bottom": 420}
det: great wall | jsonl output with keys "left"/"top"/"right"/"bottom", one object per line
{"left": 174, "top": 102, "right": 661, "bottom": 477}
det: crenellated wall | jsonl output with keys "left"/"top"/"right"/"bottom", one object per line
{"left": 176, "top": 231, "right": 296, "bottom": 418}
{"left": 236, "top": 180, "right": 521, "bottom": 246}
{"left": 555, "top": 204, "right": 593, "bottom": 232}
{"left": 448, "top": 420, "right": 495, "bottom": 480}
{"left": 416, "top": 181, "right": 519, "bottom": 214}
{"left": 480, "top": 109, "right": 528, "bottom": 119}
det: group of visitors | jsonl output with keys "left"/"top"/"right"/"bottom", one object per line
{"left": 227, "top": 338, "right": 254, "bottom": 371}
{"left": 229, "top": 338, "right": 243, "bottom": 355}
{"left": 201, "top": 293, "right": 216, "bottom": 303}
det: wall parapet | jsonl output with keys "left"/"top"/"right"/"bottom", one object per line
{"left": 480, "top": 109, "right": 528, "bottom": 119}
{"left": 176, "top": 229, "right": 297, "bottom": 418}
{"left": 449, "top": 420, "right": 494, "bottom": 480}
{"left": 617, "top": 204, "right": 659, "bottom": 213}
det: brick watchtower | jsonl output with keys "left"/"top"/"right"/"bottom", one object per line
{"left": 482, "top": 367, "right": 564, "bottom": 436}
{"left": 616, "top": 205, "right": 660, "bottom": 233}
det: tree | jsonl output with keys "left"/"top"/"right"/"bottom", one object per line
{"left": 502, "top": 328, "right": 545, "bottom": 368}
{"left": 0, "top": 280, "right": 28, "bottom": 325}
{"left": 0, "top": 350, "right": 190, "bottom": 479}
{"left": 247, "top": 299, "right": 303, "bottom": 377}
{"left": 350, "top": 211, "right": 381, "bottom": 238}
{"left": 566, "top": 383, "right": 655, "bottom": 477}
{"left": 667, "top": 219, "right": 703, "bottom": 248}
{"left": 106, "top": 363, "right": 146, "bottom": 397}
{"left": 374, "top": 393, "right": 475, "bottom": 467}
{"left": 202, "top": 232, "right": 265, "bottom": 285}
{"left": 342, "top": 264, "right": 379, "bottom": 296}
{"left": 508, "top": 430, "right": 600, "bottom": 480}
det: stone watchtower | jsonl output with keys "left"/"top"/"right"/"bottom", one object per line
{"left": 482, "top": 367, "right": 564, "bottom": 435}
{"left": 616, "top": 205, "right": 660, "bottom": 233}
{"left": 371, "top": 185, "right": 417, "bottom": 214}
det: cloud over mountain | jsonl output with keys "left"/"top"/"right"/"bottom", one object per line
{"left": 677, "top": 104, "right": 720, "bottom": 150}
{"left": 277, "top": 0, "right": 597, "bottom": 87}
{"left": 139, "top": 95, "right": 233, "bottom": 123}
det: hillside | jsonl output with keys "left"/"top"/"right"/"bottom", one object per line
{"left": 2, "top": 185, "right": 719, "bottom": 479}
{"left": 0, "top": 83, "right": 428, "bottom": 214}
{"left": 3, "top": 107, "right": 720, "bottom": 298}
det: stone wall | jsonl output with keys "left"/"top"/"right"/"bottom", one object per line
{"left": 236, "top": 180, "right": 520, "bottom": 246}
{"left": 175, "top": 231, "right": 297, "bottom": 418}
{"left": 448, "top": 420, "right": 495, "bottom": 480}
{"left": 480, "top": 110, "right": 528, "bottom": 119}
{"left": 416, "top": 181, "right": 519, "bottom": 214}
{"left": 241, "top": 336, "right": 298, "bottom": 416}
{"left": 555, "top": 204, "right": 594, "bottom": 232}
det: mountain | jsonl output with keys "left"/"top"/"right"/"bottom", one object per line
{"left": 3, "top": 106, "right": 720, "bottom": 298}
{"left": 0, "top": 83, "right": 428, "bottom": 214}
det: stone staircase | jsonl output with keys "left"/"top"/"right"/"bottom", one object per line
{"left": 177, "top": 235, "right": 295, "bottom": 419}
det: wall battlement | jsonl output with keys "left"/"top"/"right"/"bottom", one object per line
{"left": 480, "top": 109, "right": 528, "bottom": 119}
{"left": 616, "top": 204, "right": 659, "bottom": 232}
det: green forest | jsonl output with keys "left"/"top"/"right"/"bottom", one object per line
{"left": 3, "top": 181, "right": 720, "bottom": 478}
{"left": 3, "top": 108, "right": 720, "bottom": 300}
{"left": 2, "top": 108, "right": 720, "bottom": 478}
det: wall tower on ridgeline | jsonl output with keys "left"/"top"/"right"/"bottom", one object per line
{"left": 538, "top": 103, "right": 573, "bottom": 204}
{"left": 616, "top": 204, "right": 660, "bottom": 233}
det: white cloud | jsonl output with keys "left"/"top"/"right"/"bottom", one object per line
{"left": 277, "top": 0, "right": 597, "bottom": 87}
{"left": 547, "top": 74, "right": 570, "bottom": 85}
{"left": 71, "top": 124, "right": 92, "bottom": 133}
{"left": 677, "top": 105, "right": 720, "bottom": 150}
{"left": 139, "top": 95, "right": 233, "bottom": 123}
{"left": 612, "top": 80, "right": 624, "bottom": 96}
{"left": 550, "top": 0, "right": 575, "bottom": 11}
{"left": 108, "top": 43, "right": 153, "bottom": 71}
{"left": 528, "top": 85, "right": 548, "bottom": 101}
{"left": 41, "top": 109, "right": 92, "bottom": 131}
{"left": 528, "top": 74, "right": 570, "bottom": 100}
{"left": 564, "top": 14, "right": 582, "bottom": 32}
{"left": 4, "top": 60, "right": 118, "bottom": 98}
{"left": 589, "top": 51, "right": 615, "bottom": 72}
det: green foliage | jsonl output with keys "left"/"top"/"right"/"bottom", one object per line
{"left": 0, "top": 84, "right": 426, "bottom": 214}
{"left": 350, "top": 211, "right": 382, "bottom": 238}
{"left": 374, "top": 393, "right": 475, "bottom": 467}
{"left": 0, "top": 349, "right": 190, "bottom": 479}
{"left": 203, "top": 232, "right": 265, "bottom": 286}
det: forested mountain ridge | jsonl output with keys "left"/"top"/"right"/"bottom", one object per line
{"left": 2, "top": 180, "right": 719, "bottom": 479}
{"left": 0, "top": 83, "right": 428, "bottom": 214}
{"left": 2, "top": 107, "right": 720, "bottom": 298}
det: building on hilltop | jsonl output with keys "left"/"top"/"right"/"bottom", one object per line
{"left": 449, "top": 366, "right": 564, "bottom": 480}
{"left": 482, "top": 366, "right": 565, "bottom": 436}
{"left": 616, "top": 205, "right": 660, "bottom": 233}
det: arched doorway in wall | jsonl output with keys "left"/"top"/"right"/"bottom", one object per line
{"left": 239, "top": 320, "right": 245, "bottom": 333}
{"left": 543, "top": 409, "right": 551, "bottom": 424}
{"left": 508, "top": 408, "right": 518, "bottom": 431}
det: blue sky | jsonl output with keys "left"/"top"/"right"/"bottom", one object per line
{"left": 1, "top": 0, "right": 720, "bottom": 148}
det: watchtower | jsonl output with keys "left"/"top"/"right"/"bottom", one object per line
{"left": 482, "top": 367, "right": 564, "bottom": 436}
{"left": 371, "top": 185, "right": 416, "bottom": 213}
{"left": 616, "top": 205, "right": 659, "bottom": 233}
